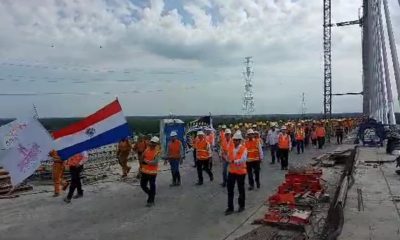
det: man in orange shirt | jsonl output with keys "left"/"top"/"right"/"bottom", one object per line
{"left": 134, "top": 135, "right": 148, "bottom": 179}
{"left": 64, "top": 151, "right": 88, "bottom": 203}
{"left": 205, "top": 129, "right": 215, "bottom": 171}
{"left": 166, "top": 131, "right": 184, "bottom": 186}
{"left": 245, "top": 129, "right": 263, "bottom": 190}
{"left": 140, "top": 136, "right": 161, "bottom": 207}
{"left": 117, "top": 137, "right": 132, "bottom": 178}
{"left": 278, "top": 126, "right": 292, "bottom": 170}
{"left": 225, "top": 131, "right": 248, "bottom": 215}
{"left": 195, "top": 131, "right": 214, "bottom": 185}
{"left": 49, "top": 150, "right": 68, "bottom": 197}
{"left": 220, "top": 128, "right": 232, "bottom": 187}
{"left": 295, "top": 124, "right": 305, "bottom": 154}
{"left": 316, "top": 123, "right": 326, "bottom": 149}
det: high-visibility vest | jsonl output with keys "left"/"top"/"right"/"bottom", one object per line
{"left": 168, "top": 140, "right": 182, "bottom": 159}
{"left": 221, "top": 138, "right": 233, "bottom": 160}
{"left": 192, "top": 137, "right": 198, "bottom": 149}
{"left": 195, "top": 139, "right": 211, "bottom": 160}
{"left": 67, "top": 153, "right": 85, "bottom": 167}
{"left": 245, "top": 139, "right": 261, "bottom": 162}
{"left": 295, "top": 129, "right": 305, "bottom": 141}
{"left": 141, "top": 148, "right": 160, "bottom": 175}
{"left": 278, "top": 134, "right": 290, "bottom": 149}
{"left": 219, "top": 131, "right": 226, "bottom": 145}
{"left": 136, "top": 141, "right": 147, "bottom": 153}
{"left": 316, "top": 127, "right": 326, "bottom": 137}
{"left": 228, "top": 144, "right": 247, "bottom": 175}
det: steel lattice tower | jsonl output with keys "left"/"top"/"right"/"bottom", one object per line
{"left": 323, "top": 0, "right": 332, "bottom": 120}
{"left": 242, "top": 56, "right": 255, "bottom": 115}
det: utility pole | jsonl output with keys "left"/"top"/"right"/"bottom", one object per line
{"left": 242, "top": 57, "right": 255, "bottom": 116}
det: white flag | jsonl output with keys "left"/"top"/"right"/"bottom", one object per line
{"left": 0, "top": 118, "right": 32, "bottom": 150}
{"left": 1, "top": 119, "right": 54, "bottom": 186}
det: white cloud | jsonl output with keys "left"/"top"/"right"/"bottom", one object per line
{"left": 0, "top": 0, "right": 398, "bottom": 117}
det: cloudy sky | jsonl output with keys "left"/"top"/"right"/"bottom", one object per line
{"left": 0, "top": 0, "right": 399, "bottom": 118}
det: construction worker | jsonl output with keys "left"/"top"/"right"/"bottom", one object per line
{"left": 206, "top": 129, "right": 215, "bottom": 171}
{"left": 134, "top": 135, "right": 148, "bottom": 179}
{"left": 311, "top": 126, "right": 318, "bottom": 148}
{"left": 140, "top": 136, "right": 161, "bottom": 207}
{"left": 49, "top": 150, "right": 68, "bottom": 197}
{"left": 219, "top": 125, "right": 227, "bottom": 145}
{"left": 64, "top": 151, "right": 87, "bottom": 203}
{"left": 278, "top": 126, "right": 291, "bottom": 170}
{"left": 220, "top": 128, "right": 232, "bottom": 187}
{"left": 316, "top": 123, "right": 326, "bottom": 149}
{"left": 225, "top": 131, "right": 247, "bottom": 215}
{"left": 166, "top": 131, "right": 184, "bottom": 186}
{"left": 335, "top": 121, "right": 344, "bottom": 144}
{"left": 266, "top": 123, "right": 280, "bottom": 164}
{"left": 295, "top": 124, "right": 305, "bottom": 154}
{"left": 245, "top": 129, "right": 263, "bottom": 190}
{"left": 117, "top": 137, "right": 132, "bottom": 178}
{"left": 195, "top": 131, "right": 214, "bottom": 185}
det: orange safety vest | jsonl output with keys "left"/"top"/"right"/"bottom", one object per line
{"left": 295, "top": 129, "right": 305, "bottom": 141}
{"left": 67, "top": 153, "right": 85, "bottom": 167}
{"left": 141, "top": 148, "right": 160, "bottom": 175}
{"left": 168, "top": 140, "right": 182, "bottom": 159}
{"left": 316, "top": 127, "right": 326, "bottom": 137}
{"left": 228, "top": 144, "right": 247, "bottom": 175}
{"left": 245, "top": 139, "right": 261, "bottom": 162}
{"left": 278, "top": 134, "right": 290, "bottom": 150}
{"left": 221, "top": 138, "right": 233, "bottom": 160}
{"left": 195, "top": 138, "right": 211, "bottom": 160}
{"left": 192, "top": 137, "right": 198, "bottom": 149}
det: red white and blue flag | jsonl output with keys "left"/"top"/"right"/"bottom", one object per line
{"left": 52, "top": 100, "right": 131, "bottom": 160}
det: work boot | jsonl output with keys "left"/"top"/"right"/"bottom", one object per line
{"left": 238, "top": 207, "right": 245, "bottom": 213}
{"left": 73, "top": 193, "right": 83, "bottom": 199}
{"left": 176, "top": 181, "right": 181, "bottom": 186}
{"left": 256, "top": 183, "right": 260, "bottom": 189}
{"left": 146, "top": 202, "right": 155, "bottom": 207}
{"left": 210, "top": 175, "right": 214, "bottom": 182}
{"left": 63, "top": 197, "right": 71, "bottom": 203}
{"left": 224, "top": 208, "right": 234, "bottom": 216}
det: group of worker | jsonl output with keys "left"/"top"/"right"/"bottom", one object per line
{"left": 50, "top": 118, "right": 356, "bottom": 212}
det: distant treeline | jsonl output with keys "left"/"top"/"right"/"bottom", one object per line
{"left": 0, "top": 112, "right": 369, "bottom": 134}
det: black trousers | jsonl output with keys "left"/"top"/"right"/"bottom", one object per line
{"left": 196, "top": 159, "right": 213, "bottom": 183}
{"left": 318, "top": 137, "right": 325, "bottom": 149}
{"left": 227, "top": 173, "right": 246, "bottom": 210}
{"left": 279, "top": 149, "right": 289, "bottom": 169}
{"left": 270, "top": 144, "right": 279, "bottom": 163}
{"left": 67, "top": 165, "right": 83, "bottom": 199}
{"left": 336, "top": 134, "right": 343, "bottom": 144}
{"left": 209, "top": 157, "right": 213, "bottom": 171}
{"left": 296, "top": 140, "right": 304, "bottom": 154}
{"left": 247, "top": 161, "right": 260, "bottom": 187}
{"left": 140, "top": 173, "right": 156, "bottom": 203}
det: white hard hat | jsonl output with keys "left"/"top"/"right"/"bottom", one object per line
{"left": 281, "top": 126, "right": 287, "bottom": 130}
{"left": 197, "top": 131, "right": 205, "bottom": 136}
{"left": 225, "top": 129, "right": 232, "bottom": 134}
{"left": 222, "top": 125, "right": 227, "bottom": 129}
{"left": 252, "top": 124, "right": 257, "bottom": 128}
{"left": 247, "top": 129, "right": 255, "bottom": 134}
{"left": 170, "top": 131, "right": 177, "bottom": 137}
{"left": 233, "top": 131, "right": 243, "bottom": 140}
{"left": 150, "top": 136, "right": 160, "bottom": 143}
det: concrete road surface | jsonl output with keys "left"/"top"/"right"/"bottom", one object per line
{"left": 0, "top": 144, "right": 336, "bottom": 240}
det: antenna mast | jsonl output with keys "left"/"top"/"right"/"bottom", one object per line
{"left": 242, "top": 57, "right": 255, "bottom": 115}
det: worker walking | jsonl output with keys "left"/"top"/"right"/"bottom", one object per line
{"left": 335, "top": 122, "right": 344, "bottom": 144}
{"left": 205, "top": 129, "right": 215, "bottom": 171}
{"left": 134, "top": 136, "right": 148, "bottom": 179}
{"left": 166, "top": 131, "right": 184, "bottom": 186}
{"left": 220, "top": 128, "right": 232, "bottom": 187}
{"left": 195, "top": 131, "right": 214, "bottom": 185}
{"left": 225, "top": 131, "right": 248, "bottom": 215}
{"left": 245, "top": 129, "right": 263, "bottom": 190}
{"left": 266, "top": 123, "right": 280, "bottom": 164}
{"left": 316, "top": 123, "right": 326, "bottom": 149}
{"left": 278, "top": 127, "right": 292, "bottom": 170}
{"left": 295, "top": 124, "right": 305, "bottom": 154}
{"left": 64, "top": 152, "right": 88, "bottom": 203}
{"left": 50, "top": 150, "right": 68, "bottom": 197}
{"left": 117, "top": 137, "right": 132, "bottom": 178}
{"left": 140, "top": 137, "right": 161, "bottom": 207}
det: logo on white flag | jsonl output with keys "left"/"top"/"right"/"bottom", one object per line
{"left": 3, "top": 122, "right": 28, "bottom": 149}
{"left": 16, "top": 143, "right": 42, "bottom": 173}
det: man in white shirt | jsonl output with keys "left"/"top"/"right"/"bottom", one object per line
{"left": 266, "top": 123, "right": 280, "bottom": 164}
